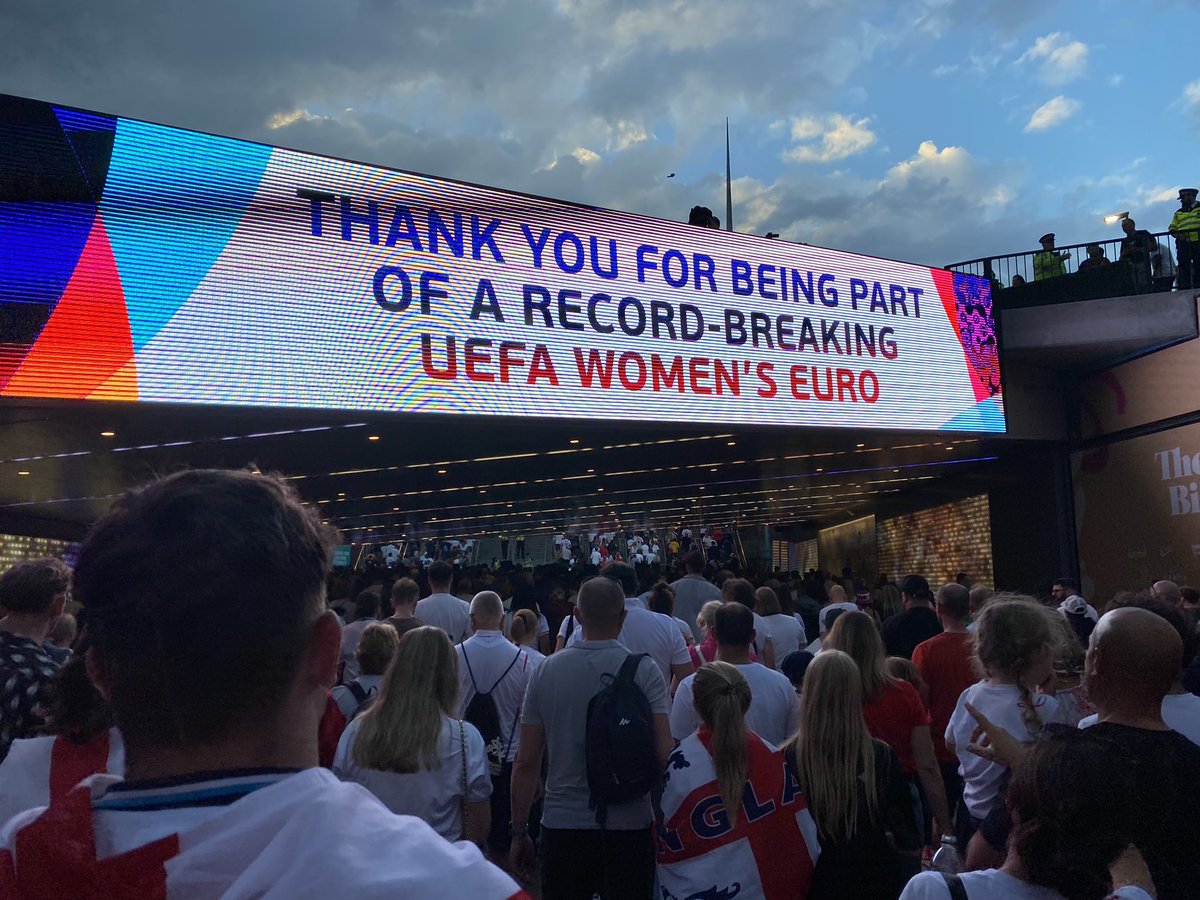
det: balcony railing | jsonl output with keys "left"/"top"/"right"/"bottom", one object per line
{"left": 945, "top": 231, "right": 1178, "bottom": 308}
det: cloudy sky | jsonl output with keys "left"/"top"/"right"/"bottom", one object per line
{"left": 2, "top": 0, "right": 1195, "bottom": 266}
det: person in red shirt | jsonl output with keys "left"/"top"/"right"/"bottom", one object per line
{"left": 911, "top": 583, "right": 976, "bottom": 825}
{"left": 825, "top": 611, "right": 952, "bottom": 848}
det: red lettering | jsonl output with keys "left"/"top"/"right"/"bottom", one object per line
{"left": 572, "top": 348, "right": 615, "bottom": 388}
{"left": 499, "top": 341, "right": 526, "bottom": 383}
{"left": 651, "top": 354, "right": 685, "bottom": 392}
{"left": 464, "top": 338, "right": 494, "bottom": 383}
{"left": 421, "top": 334, "right": 457, "bottom": 381}
{"left": 689, "top": 357, "right": 713, "bottom": 395}
{"left": 529, "top": 344, "right": 559, "bottom": 385}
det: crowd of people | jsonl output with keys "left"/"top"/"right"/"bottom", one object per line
{"left": 0, "top": 468, "right": 1195, "bottom": 899}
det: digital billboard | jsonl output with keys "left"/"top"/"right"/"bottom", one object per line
{"left": 0, "top": 94, "right": 1004, "bottom": 432}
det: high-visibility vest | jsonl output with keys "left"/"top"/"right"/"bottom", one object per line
{"left": 1033, "top": 250, "right": 1067, "bottom": 280}
{"left": 1171, "top": 205, "right": 1200, "bottom": 242}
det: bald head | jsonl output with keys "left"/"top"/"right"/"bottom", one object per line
{"left": 936, "top": 583, "right": 970, "bottom": 622}
{"left": 1086, "top": 607, "right": 1182, "bottom": 712}
{"left": 469, "top": 591, "right": 505, "bottom": 630}
{"left": 1153, "top": 580, "right": 1182, "bottom": 607}
{"left": 828, "top": 584, "right": 848, "bottom": 604}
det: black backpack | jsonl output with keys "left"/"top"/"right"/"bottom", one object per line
{"left": 585, "top": 652, "right": 659, "bottom": 826}
{"left": 461, "top": 645, "right": 522, "bottom": 776}
{"left": 343, "top": 680, "right": 377, "bottom": 721}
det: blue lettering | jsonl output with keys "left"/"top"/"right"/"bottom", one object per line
{"left": 385, "top": 205, "right": 424, "bottom": 251}
{"left": 470, "top": 216, "right": 504, "bottom": 263}
{"left": 297, "top": 189, "right": 334, "bottom": 236}
{"left": 731, "top": 259, "right": 753, "bottom": 296}
{"left": 521, "top": 225, "right": 551, "bottom": 268}
{"left": 340, "top": 195, "right": 379, "bottom": 244}
{"left": 373, "top": 265, "right": 412, "bottom": 312}
{"left": 691, "top": 795, "right": 731, "bottom": 839}
{"left": 636, "top": 245, "right": 659, "bottom": 283}
{"left": 554, "top": 231, "right": 585, "bottom": 274}
{"left": 849, "top": 277, "right": 868, "bottom": 311}
{"left": 741, "top": 781, "right": 777, "bottom": 822}
{"left": 662, "top": 249, "right": 689, "bottom": 289}
{"left": 427, "top": 209, "right": 464, "bottom": 257}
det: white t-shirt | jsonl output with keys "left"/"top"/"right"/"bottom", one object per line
{"left": 567, "top": 600, "right": 691, "bottom": 688}
{"left": 456, "top": 632, "right": 535, "bottom": 763}
{"left": 1079, "top": 693, "right": 1200, "bottom": 747}
{"left": 590, "top": 549, "right": 601, "bottom": 565}
{"left": 413, "top": 593, "right": 472, "bottom": 642}
{"left": 331, "top": 675, "right": 383, "bottom": 721}
{"left": 900, "top": 868, "right": 1152, "bottom": 900}
{"left": 670, "top": 662, "right": 801, "bottom": 746}
{"left": 751, "top": 612, "right": 774, "bottom": 657}
{"left": 333, "top": 715, "right": 491, "bottom": 842}
{"left": 763, "top": 613, "right": 806, "bottom": 663}
{"left": 946, "top": 682, "right": 1066, "bottom": 819}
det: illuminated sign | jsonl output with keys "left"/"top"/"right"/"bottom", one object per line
{"left": 0, "top": 94, "right": 1004, "bottom": 432}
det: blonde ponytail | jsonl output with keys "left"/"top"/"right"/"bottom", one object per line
{"left": 692, "top": 661, "right": 752, "bottom": 827}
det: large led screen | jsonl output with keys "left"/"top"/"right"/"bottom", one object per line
{"left": 0, "top": 95, "right": 1004, "bottom": 432}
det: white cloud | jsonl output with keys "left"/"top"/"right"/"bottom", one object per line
{"left": 1137, "top": 186, "right": 1182, "bottom": 206}
{"left": 1108, "top": 74, "right": 1124, "bottom": 88}
{"left": 783, "top": 114, "right": 877, "bottom": 164}
{"left": 1184, "top": 79, "right": 1200, "bottom": 108}
{"left": 932, "top": 63, "right": 959, "bottom": 77}
{"left": 266, "top": 108, "right": 328, "bottom": 130}
{"left": 570, "top": 146, "right": 602, "bottom": 165}
{"left": 1024, "top": 95, "right": 1080, "bottom": 132}
{"left": 1017, "top": 32, "right": 1089, "bottom": 85}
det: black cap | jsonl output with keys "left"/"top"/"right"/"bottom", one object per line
{"left": 901, "top": 574, "right": 931, "bottom": 598}
{"left": 780, "top": 651, "right": 815, "bottom": 687}
{"left": 1039, "top": 232, "right": 1055, "bottom": 244}
{"left": 1180, "top": 188, "right": 1198, "bottom": 198}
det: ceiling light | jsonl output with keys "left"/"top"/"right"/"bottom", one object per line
{"left": 945, "top": 445, "right": 954, "bottom": 450}
{"left": 569, "top": 439, "right": 580, "bottom": 444}
{"left": 100, "top": 431, "right": 115, "bottom": 438}
{"left": 587, "top": 468, "right": 595, "bottom": 473}
{"left": 856, "top": 443, "right": 866, "bottom": 448}
{"left": 437, "top": 469, "right": 447, "bottom": 475}
{"left": 597, "top": 487, "right": 605, "bottom": 492}
{"left": 367, "top": 435, "right": 380, "bottom": 442}
{"left": 479, "top": 489, "right": 487, "bottom": 494}
{"left": 727, "top": 441, "right": 736, "bottom": 446}
{"left": 17, "top": 471, "right": 30, "bottom": 476}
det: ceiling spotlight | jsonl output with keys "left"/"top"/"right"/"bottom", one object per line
{"left": 727, "top": 441, "right": 736, "bottom": 446}
{"left": 437, "top": 469, "right": 447, "bottom": 475}
{"left": 856, "top": 443, "right": 866, "bottom": 448}
{"left": 945, "top": 445, "right": 954, "bottom": 451}
{"left": 17, "top": 470, "right": 30, "bottom": 476}
{"left": 569, "top": 438, "right": 580, "bottom": 445}
{"left": 367, "top": 435, "right": 381, "bottom": 442}
{"left": 100, "top": 431, "right": 115, "bottom": 438}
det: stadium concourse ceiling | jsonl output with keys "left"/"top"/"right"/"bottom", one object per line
{"left": 0, "top": 399, "right": 1030, "bottom": 544}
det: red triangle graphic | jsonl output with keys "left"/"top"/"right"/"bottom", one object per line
{"left": 2, "top": 213, "right": 136, "bottom": 400}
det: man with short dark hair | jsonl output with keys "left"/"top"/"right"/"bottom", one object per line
{"left": 0, "top": 470, "right": 522, "bottom": 897}
{"left": 913, "top": 583, "right": 976, "bottom": 816}
{"left": 0, "top": 559, "right": 69, "bottom": 762}
{"left": 722, "top": 577, "right": 776, "bottom": 669}
{"left": 882, "top": 574, "right": 942, "bottom": 659}
{"left": 415, "top": 559, "right": 471, "bottom": 642}
{"left": 510, "top": 576, "right": 671, "bottom": 898}
{"left": 670, "top": 550, "right": 722, "bottom": 642}
{"left": 566, "top": 564, "right": 693, "bottom": 690}
{"left": 670, "top": 602, "right": 799, "bottom": 746}
{"left": 383, "top": 577, "right": 425, "bottom": 638}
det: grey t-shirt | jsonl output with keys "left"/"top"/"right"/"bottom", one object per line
{"left": 522, "top": 639, "right": 668, "bottom": 830}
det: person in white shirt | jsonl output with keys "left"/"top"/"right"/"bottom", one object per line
{"left": 509, "top": 609, "right": 547, "bottom": 669}
{"left": 900, "top": 728, "right": 1155, "bottom": 900}
{"left": 338, "top": 591, "right": 380, "bottom": 681}
{"left": 671, "top": 602, "right": 800, "bottom": 746}
{"left": 0, "top": 469, "right": 521, "bottom": 899}
{"left": 456, "top": 592, "right": 536, "bottom": 856}
{"left": 757, "top": 586, "right": 806, "bottom": 665}
{"left": 566, "top": 564, "right": 693, "bottom": 691}
{"left": 335, "top": 625, "right": 492, "bottom": 844}
{"left": 722, "top": 577, "right": 776, "bottom": 669}
{"left": 945, "top": 598, "right": 1066, "bottom": 841}
{"left": 415, "top": 560, "right": 472, "bottom": 642}
{"left": 589, "top": 547, "right": 601, "bottom": 566}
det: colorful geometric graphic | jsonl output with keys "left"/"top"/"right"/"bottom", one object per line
{"left": 0, "top": 93, "right": 1005, "bottom": 433}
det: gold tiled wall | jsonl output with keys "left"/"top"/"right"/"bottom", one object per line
{"left": 877, "top": 495, "right": 994, "bottom": 587}
{"left": 0, "top": 533, "right": 78, "bottom": 575}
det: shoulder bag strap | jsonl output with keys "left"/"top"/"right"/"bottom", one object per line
{"left": 941, "top": 873, "right": 968, "bottom": 900}
{"left": 459, "top": 719, "right": 470, "bottom": 841}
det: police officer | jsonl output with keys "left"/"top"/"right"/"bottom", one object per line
{"left": 1169, "top": 188, "right": 1200, "bottom": 290}
{"left": 1033, "top": 232, "right": 1069, "bottom": 281}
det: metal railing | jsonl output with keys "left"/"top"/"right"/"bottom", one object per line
{"left": 945, "top": 231, "right": 1178, "bottom": 307}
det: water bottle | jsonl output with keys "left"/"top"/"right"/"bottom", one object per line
{"left": 932, "top": 835, "right": 963, "bottom": 874}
